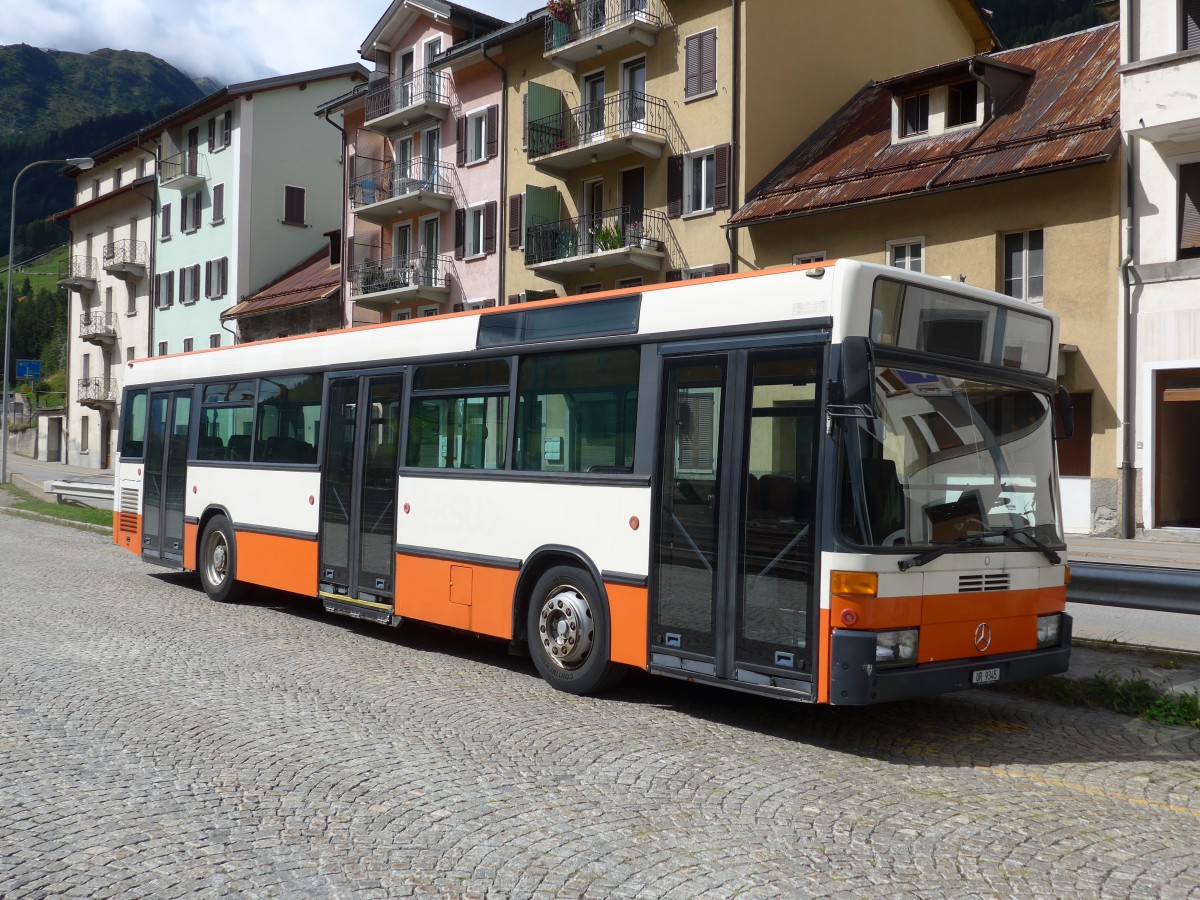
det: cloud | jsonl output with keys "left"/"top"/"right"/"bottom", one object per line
{"left": 1, "top": 0, "right": 533, "bottom": 86}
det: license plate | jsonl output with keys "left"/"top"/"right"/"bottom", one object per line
{"left": 972, "top": 667, "right": 1001, "bottom": 685}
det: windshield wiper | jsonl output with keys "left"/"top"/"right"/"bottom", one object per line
{"left": 898, "top": 535, "right": 991, "bottom": 571}
{"left": 897, "top": 526, "right": 1061, "bottom": 572}
{"left": 988, "top": 526, "right": 1061, "bottom": 565}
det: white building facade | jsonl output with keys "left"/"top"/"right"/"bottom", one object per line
{"left": 55, "top": 143, "right": 157, "bottom": 468}
{"left": 1121, "top": 0, "right": 1200, "bottom": 532}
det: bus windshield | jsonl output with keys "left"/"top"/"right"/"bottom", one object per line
{"left": 840, "top": 366, "right": 1064, "bottom": 551}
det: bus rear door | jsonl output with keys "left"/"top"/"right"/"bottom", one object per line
{"left": 142, "top": 388, "right": 192, "bottom": 566}
{"left": 652, "top": 346, "right": 822, "bottom": 699}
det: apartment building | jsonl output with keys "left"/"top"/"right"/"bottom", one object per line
{"left": 153, "top": 65, "right": 367, "bottom": 355}
{"left": 327, "top": 0, "right": 508, "bottom": 324}
{"left": 1121, "top": 0, "right": 1200, "bottom": 533}
{"left": 499, "top": 0, "right": 996, "bottom": 301}
{"left": 729, "top": 24, "right": 1123, "bottom": 535}
{"left": 53, "top": 141, "right": 157, "bottom": 468}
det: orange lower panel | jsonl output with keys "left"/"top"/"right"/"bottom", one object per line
{"left": 184, "top": 522, "right": 198, "bottom": 570}
{"left": 233, "top": 531, "right": 319, "bottom": 596}
{"left": 394, "top": 553, "right": 517, "bottom": 639}
{"left": 817, "top": 607, "right": 832, "bottom": 704}
{"left": 830, "top": 586, "right": 1067, "bottom": 663}
{"left": 605, "top": 583, "right": 648, "bottom": 668}
{"left": 113, "top": 512, "right": 142, "bottom": 555}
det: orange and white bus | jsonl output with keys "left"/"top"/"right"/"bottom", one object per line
{"left": 115, "top": 260, "right": 1072, "bottom": 703}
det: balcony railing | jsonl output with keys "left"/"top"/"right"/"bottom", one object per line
{"left": 349, "top": 159, "right": 455, "bottom": 221}
{"left": 80, "top": 312, "right": 118, "bottom": 345}
{"left": 77, "top": 377, "right": 118, "bottom": 406}
{"left": 525, "top": 206, "right": 668, "bottom": 273}
{"left": 528, "top": 91, "right": 669, "bottom": 167}
{"left": 349, "top": 250, "right": 453, "bottom": 302}
{"left": 102, "top": 239, "right": 148, "bottom": 277}
{"left": 58, "top": 256, "right": 98, "bottom": 288}
{"left": 364, "top": 69, "right": 452, "bottom": 131}
{"left": 159, "top": 150, "right": 207, "bottom": 187}
{"left": 544, "top": 0, "right": 664, "bottom": 68}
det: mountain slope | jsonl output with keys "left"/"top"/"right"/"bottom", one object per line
{"left": 0, "top": 44, "right": 209, "bottom": 138}
{"left": 985, "top": 0, "right": 1110, "bottom": 48}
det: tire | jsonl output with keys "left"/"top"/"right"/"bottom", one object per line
{"left": 526, "top": 565, "right": 624, "bottom": 695}
{"left": 198, "top": 515, "right": 247, "bottom": 603}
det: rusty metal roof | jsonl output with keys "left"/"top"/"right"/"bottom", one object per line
{"left": 222, "top": 249, "right": 340, "bottom": 320}
{"left": 729, "top": 23, "right": 1119, "bottom": 228}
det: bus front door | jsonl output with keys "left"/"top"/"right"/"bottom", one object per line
{"left": 142, "top": 389, "right": 192, "bottom": 566}
{"left": 652, "top": 350, "right": 820, "bottom": 698}
{"left": 318, "top": 374, "right": 404, "bottom": 623}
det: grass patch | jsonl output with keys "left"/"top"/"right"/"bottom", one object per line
{"left": 1, "top": 485, "right": 111, "bottom": 527}
{"left": 1004, "top": 671, "right": 1200, "bottom": 728}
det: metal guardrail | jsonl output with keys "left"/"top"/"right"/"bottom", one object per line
{"left": 58, "top": 256, "right": 98, "bottom": 282}
{"left": 543, "top": 0, "right": 664, "bottom": 53}
{"left": 103, "top": 238, "right": 148, "bottom": 268}
{"left": 44, "top": 479, "right": 114, "bottom": 505}
{"left": 80, "top": 311, "right": 117, "bottom": 340}
{"left": 1067, "top": 561, "right": 1200, "bottom": 616}
{"left": 525, "top": 206, "right": 668, "bottom": 266}
{"left": 349, "top": 159, "right": 454, "bottom": 209}
{"left": 365, "top": 69, "right": 450, "bottom": 122}
{"left": 348, "top": 251, "right": 452, "bottom": 298}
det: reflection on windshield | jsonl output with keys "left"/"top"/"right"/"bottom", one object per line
{"left": 840, "top": 367, "right": 1064, "bottom": 550}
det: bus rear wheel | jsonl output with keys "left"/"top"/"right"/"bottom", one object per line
{"left": 527, "top": 565, "right": 623, "bottom": 695}
{"left": 199, "top": 515, "right": 247, "bottom": 603}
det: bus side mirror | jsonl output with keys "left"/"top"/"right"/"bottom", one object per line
{"left": 1055, "top": 385, "right": 1075, "bottom": 441}
{"left": 842, "top": 337, "right": 875, "bottom": 408}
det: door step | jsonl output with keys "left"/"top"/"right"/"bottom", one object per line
{"left": 319, "top": 592, "right": 399, "bottom": 626}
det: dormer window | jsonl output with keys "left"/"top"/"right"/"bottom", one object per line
{"left": 893, "top": 80, "right": 983, "bottom": 143}
{"left": 901, "top": 92, "right": 930, "bottom": 137}
{"left": 947, "top": 82, "right": 978, "bottom": 128}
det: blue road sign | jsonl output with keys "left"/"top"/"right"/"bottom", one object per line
{"left": 15, "top": 360, "right": 41, "bottom": 380}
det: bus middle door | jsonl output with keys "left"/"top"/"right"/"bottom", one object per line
{"left": 318, "top": 374, "right": 404, "bottom": 624}
{"left": 142, "top": 388, "right": 192, "bottom": 566}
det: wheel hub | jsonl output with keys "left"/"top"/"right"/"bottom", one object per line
{"left": 538, "top": 587, "right": 593, "bottom": 670}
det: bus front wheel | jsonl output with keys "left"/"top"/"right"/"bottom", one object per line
{"left": 199, "top": 515, "right": 247, "bottom": 603}
{"left": 526, "top": 565, "right": 623, "bottom": 695}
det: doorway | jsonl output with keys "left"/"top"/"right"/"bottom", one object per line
{"left": 142, "top": 389, "right": 192, "bottom": 564}
{"left": 319, "top": 373, "right": 405, "bottom": 619}
{"left": 652, "top": 347, "right": 822, "bottom": 690}
{"left": 1155, "top": 369, "right": 1200, "bottom": 527}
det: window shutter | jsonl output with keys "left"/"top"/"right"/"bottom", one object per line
{"left": 192, "top": 195, "right": 202, "bottom": 231}
{"left": 192, "top": 265, "right": 201, "bottom": 302}
{"left": 454, "top": 208, "right": 466, "bottom": 260}
{"left": 508, "top": 194, "right": 523, "bottom": 249}
{"left": 205, "top": 261, "right": 213, "bottom": 297}
{"left": 522, "top": 93, "right": 528, "bottom": 149}
{"left": 712, "top": 263, "right": 730, "bottom": 276}
{"left": 456, "top": 117, "right": 467, "bottom": 167}
{"left": 700, "top": 30, "right": 717, "bottom": 95}
{"left": 508, "top": 293, "right": 521, "bottom": 304}
{"left": 161, "top": 203, "right": 171, "bottom": 238}
{"left": 453, "top": 303, "right": 465, "bottom": 312}
{"left": 666, "top": 269, "right": 682, "bottom": 282}
{"left": 180, "top": 199, "right": 187, "bottom": 232}
{"left": 684, "top": 33, "right": 701, "bottom": 97}
{"left": 207, "top": 118, "right": 215, "bottom": 151}
{"left": 482, "top": 299, "right": 496, "bottom": 308}
{"left": 484, "top": 201, "right": 497, "bottom": 254}
{"left": 223, "top": 110, "right": 232, "bottom": 145}
{"left": 213, "top": 184, "right": 224, "bottom": 222}
{"left": 486, "top": 105, "right": 499, "bottom": 159}
{"left": 220, "top": 257, "right": 228, "bottom": 296}
{"left": 667, "top": 155, "right": 683, "bottom": 219}
{"left": 179, "top": 269, "right": 187, "bottom": 303}
{"left": 1180, "top": 163, "right": 1200, "bottom": 254}
{"left": 713, "top": 144, "right": 730, "bottom": 210}
{"left": 284, "top": 186, "right": 305, "bottom": 225}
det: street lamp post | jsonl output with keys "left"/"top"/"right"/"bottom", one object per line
{"left": 3, "top": 156, "right": 95, "bottom": 485}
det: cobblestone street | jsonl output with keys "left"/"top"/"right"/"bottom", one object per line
{"left": 1, "top": 511, "right": 1199, "bottom": 898}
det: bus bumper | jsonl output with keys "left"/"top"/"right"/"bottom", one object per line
{"left": 828, "top": 614, "right": 1073, "bottom": 705}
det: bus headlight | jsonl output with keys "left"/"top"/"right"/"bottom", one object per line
{"left": 1036, "top": 614, "right": 1062, "bottom": 648}
{"left": 875, "top": 629, "right": 919, "bottom": 667}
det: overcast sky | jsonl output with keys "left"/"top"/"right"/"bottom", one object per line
{"left": 2, "top": 0, "right": 536, "bottom": 85}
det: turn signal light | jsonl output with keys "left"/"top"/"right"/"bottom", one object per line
{"left": 831, "top": 571, "right": 878, "bottom": 597}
